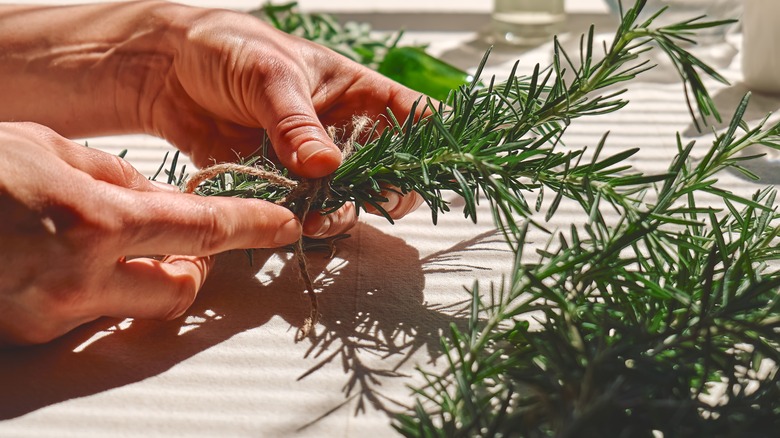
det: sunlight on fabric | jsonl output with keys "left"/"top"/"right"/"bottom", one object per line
{"left": 73, "top": 318, "right": 134, "bottom": 353}
{"left": 178, "top": 310, "right": 224, "bottom": 336}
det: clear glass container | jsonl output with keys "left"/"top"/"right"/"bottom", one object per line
{"left": 489, "top": 0, "right": 566, "bottom": 46}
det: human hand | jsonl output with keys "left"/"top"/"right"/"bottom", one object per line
{"left": 148, "top": 5, "right": 425, "bottom": 235}
{"left": 0, "top": 122, "right": 301, "bottom": 345}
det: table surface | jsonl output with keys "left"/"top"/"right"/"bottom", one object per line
{"left": 1, "top": 1, "right": 774, "bottom": 437}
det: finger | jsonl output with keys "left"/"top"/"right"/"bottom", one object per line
{"left": 303, "top": 203, "right": 357, "bottom": 238}
{"left": 89, "top": 256, "right": 213, "bottom": 320}
{"left": 149, "top": 181, "right": 181, "bottom": 192}
{"left": 3, "top": 121, "right": 163, "bottom": 192}
{"left": 387, "top": 191, "right": 425, "bottom": 219}
{"left": 359, "top": 69, "right": 436, "bottom": 128}
{"left": 54, "top": 140, "right": 162, "bottom": 192}
{"left": 256, "top": 79, "right": 343, "bottom": 179}
{"left": 365, "top": 188, "right": 425, "bottom": 220}
{"left": 118, "top": 190, "right": 302, "bottom": 256}
{"left": 151, "top": 92, "right": 266, "bottom": 168}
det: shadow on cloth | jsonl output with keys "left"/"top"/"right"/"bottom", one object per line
{"left": 0, "top": 222, "right": 506, "bottom": 421}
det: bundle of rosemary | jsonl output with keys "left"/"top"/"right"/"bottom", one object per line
{"left": 170, "top": 1, "right": 778, "bottom": 434}
{"left": 190, "top": 2, "right": 730, "bottom": 241}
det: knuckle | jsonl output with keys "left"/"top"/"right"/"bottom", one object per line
{"left": 391, "top": 197, "right": 413, "bottom": 219}
{"left": 160, "top": 258, "right": 205, "bottom": 321}
{"left": 163, "top": 282, "right": 198, "bottom": 321}
{"left": 22, "top": 122, "right": 69, "bottom": 146}
{"left": 189, "top": 8, "right": 244, "bottom": 34}
{"left": 274, "top": 113, "right": 322, "bottom": 144}
{"left": 336, "top": 204, "right": 358, "bottom": 233}
{"left": 192, "top": 203, "right": 231, "bottom": 254}
{"left": 108, "top": 155, "right": 146, "bottom": 190}
{"left": 6, "top": 121, "right": 54, "bottom": 135}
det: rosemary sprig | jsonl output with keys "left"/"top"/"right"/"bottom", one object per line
{"left": 394, "top": 95, "right": 780, "bottom": 437}
{"left": 191, "top": 0, "right": 732, "bottom": 251}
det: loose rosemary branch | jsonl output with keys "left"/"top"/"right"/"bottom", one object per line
{"left": 394, "top": 94, "right": 780, "bottom": 438}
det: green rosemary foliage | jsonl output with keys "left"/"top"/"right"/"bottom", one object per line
{"left": 394, "top": 95, "right": 780, "bottom": 437}
{"left": 191, "top": 0, "right": 731, "bottom": 250}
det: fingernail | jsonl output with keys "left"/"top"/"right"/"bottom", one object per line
{"left": 274, "top": 217, "right": 302, "bottom": 246}
{"left": 305, "top": 216, "right": 331, "bottom": 238}
{"left": 151, "top": 181, "right": 180, "bottom": 192}
{"left": 382, "top": 191, "right": 401, "bottom": 213}
{"left": 297, "top": 141, "right": 341, "bottom": 171}
{"left": 297, "top": 141, "right": 331, "bottom": 165}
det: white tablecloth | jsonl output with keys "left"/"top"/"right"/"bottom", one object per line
{"left": 1, "top": 1, "right": 773, "bottom": 437}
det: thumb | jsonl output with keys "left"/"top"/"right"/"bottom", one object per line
{"left": 258, "top": 87, "right": 343, "bottom": 179}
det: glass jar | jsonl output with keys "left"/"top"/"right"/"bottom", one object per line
{"left": 489, "top": 0, "right": 566, "bottom": 46}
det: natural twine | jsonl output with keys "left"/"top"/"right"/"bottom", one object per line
{"left": 183, "top": 116, "right": 371, "bottom": 341}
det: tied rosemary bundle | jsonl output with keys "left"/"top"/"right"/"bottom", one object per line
{"left": 182, "top": 118, "right": 371, "bottom": 338}
{"left": 168, "top": 0, "right": 725, "bottom": 340}
{"left": 173, "top": 0, "right": 733, "bottom": 336}
{"left": 188, "top": 2, "right": 730, "bottom": 244}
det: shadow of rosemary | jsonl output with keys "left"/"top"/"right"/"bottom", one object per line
{"left": 0, "top": 223, "right": 508, "bottom": 423}
{"left": 297, "top": 227, "right": 507, "bottom": 424}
